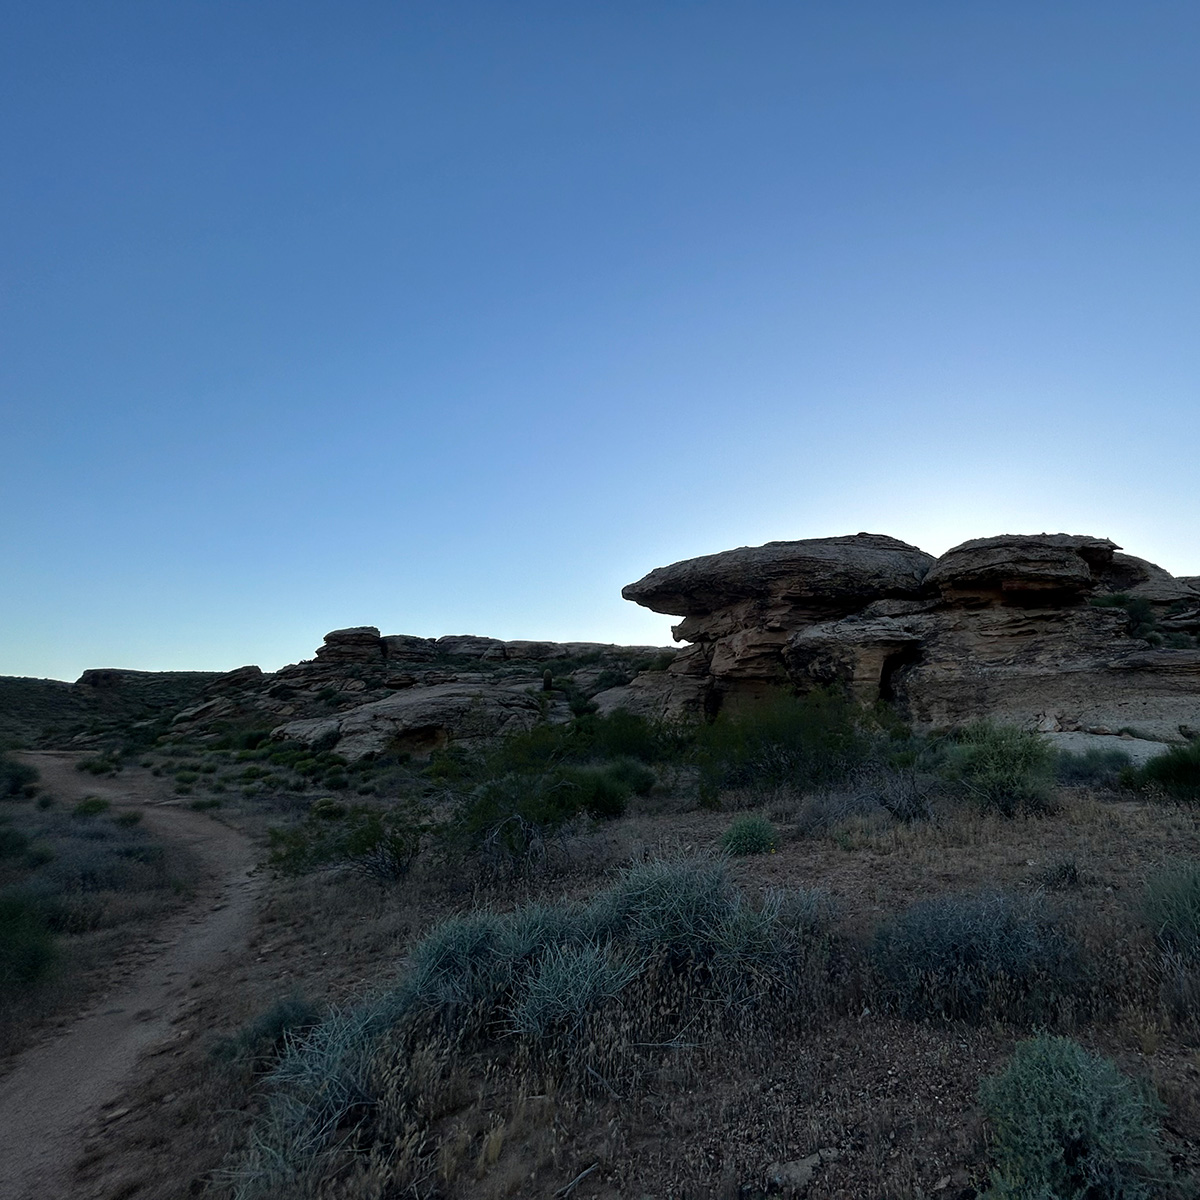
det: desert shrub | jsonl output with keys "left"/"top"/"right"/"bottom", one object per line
{"left": 113, "top": 810, "right": 143, "bottom": 827}
{"left": 241, "top": 859, "right": 834, "bottom": 1193}
{"left": 602, "top": 756, "right": 657, "bottom": 796}
{"left": 1055, "top": 747, "right": 1132, "bottom": 788}
{"left": 0, "top": 896, "right": 57, "bottom": 997}
{"left": 212, "top": 993, "right": 323, "bottom": 1069}
{"left": 72, "top": 797, "right": 110, "bottom": 817}
{"left": 0, "top": 753, "right": 38, "bottom": 799}
{"left": 980, "top": 1034, "right": 1171, "bottom": 1199}
{"left": 455, "top": 761, "right": 639, "bottom": 872}
{"left": 1091, "top": 593, "right": 1159, "bottom": 640}
{"left": 696, "top": 689, "right": 876, "bottom": 806}
{"left": 1035, "top": 855, "right": 1083, "bottom": 891}
{"left": 942, "top": 723, "right": 1054, "bottom": 816}
{"left": 76, "top": 753, "right": 121, "bottom": 776}
{"left": 0, "top": 825, "right": 30, "bottom": 860}
{"left": 1142, "top": 861, "right": 1200, "bottom": 959}
{"left": 720, "top": 813, "right": 779, "bottom": 855}
{"left": 872, "top": 891, "right": 1083, "bottom": 1023}
{"left": 1136, "top": 741, "right": 1200, "bottom": 802}
{"left": 507, "top": 942, "right": 640, "bottom": 1037}
{"left": 268, "top": 801, "right": 425, "bottom": 881}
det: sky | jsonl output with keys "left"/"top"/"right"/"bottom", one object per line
{"left": 3, "top": 2, "right": 1199, "bottom": 680}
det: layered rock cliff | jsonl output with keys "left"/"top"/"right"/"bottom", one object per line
{"left": 606, "top": 532, "right": 1200, "bottom": 740}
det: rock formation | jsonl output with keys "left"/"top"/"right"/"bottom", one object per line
{"left": 606, "top": 532, "right": 1200, "bottom": 741}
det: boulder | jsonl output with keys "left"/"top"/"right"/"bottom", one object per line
{"left": 314, "top": 627, "right": 384, "bottom": 664}
{"left": 622, "top": 533, "right": 934, "bottom": 618}
{"left": 381, "top": 634, "right": 438, "bottom": 661}
{"left": 1098, "top": 553, "right": 1200, "bottom": 606}
{"left": 435, "top": 635, "right": 506, "bottom": 659}
{"left": 275, "top": 680, "right": 565, "bottom": 760}
{"left": 923, "top": 534, "right": 1117, "bottom": 601}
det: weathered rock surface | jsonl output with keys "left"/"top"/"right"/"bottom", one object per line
{"left": 613, "top": 534, "right": 935, "bottom": 713}
{"left": 612, "top": 531, "right": 1200, "bottom": 741}
{"left": 277, "top": 680, "right": 566, "bottom": 759}
{"left": 314, "top": 626, "right": 384, "bottom": 664}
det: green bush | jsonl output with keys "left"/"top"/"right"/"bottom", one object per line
{"left": 240, "top": 859, "right": 831, "bottom": 1194}
{"left": 1091, "top": 592, "right": 1159, "bottom": 640}
{"left": 0, "top": 824, "right": 30, "bottom": 859}
{"left": 1136, "top": 741, "right": 1200, "bottom": 802}
{"left": 212, "top": 993, "right": 322, "bottom": 1068}
{"left": 980, "top": 1034, "right": 1171, "bottom": 1199}
{"left": 72, "top": 797, "right": 111, "bottom": 817}
{"left": 943, "top": 723, "right": 1054, "bottom": 816}
{"left": 1142, "top": 861, "right": 1200, "bottom": 958}
{"left": 696, "top": 690, "right": 876, "bottom": 806}
{"left": 720, "top": 813, "right": 779, "bottom": 855}
{"left": 872, "top": 891, "right": 1082, "bottom": 1023}
{"left": 0, "top": 896, "right": 57, "bottom": 997}
{"left": 0, "top": 753, "right": 39, "bottom": 799}
{"left": 268, "top": 801, "right": 425, "bottom": 880}
{"left": 1055, "top": 748, "right": 1132, "bottom": 788}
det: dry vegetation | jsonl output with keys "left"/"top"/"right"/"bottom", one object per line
{"left": 5, "top": 698, "right": 1200, "bottom": 1199}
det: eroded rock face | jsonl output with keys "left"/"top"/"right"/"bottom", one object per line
{"left": 612, "top": 531, "right": 1200, "bottom": 740}
{"left": 616, "top": 534, "right": 935, "bottom": 712}
{"left": 277, "top": 681, "right": 565, "bottom": 760}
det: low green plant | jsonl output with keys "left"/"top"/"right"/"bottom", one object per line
{"left": 72, "top": 797, "right": 111, "bottom": 817}
{"left": 1142, "top": 861, "right": 1200, "bottom": 958}
{"left": 211, "top": 993, "right": 322, "bottom": 1069}
{"left": 1091, "top": 592, "right": 1160, "bottom": 641}
{"left": 695, "top": 689, "right": 875, "bottom": 806}
{"left": 1055, "top": 747, "right": 1132, "bottom": 788}
{"left": 872, "top": 891, "right": 1083, "bottom": 1023}
{"left": 0, "top": 896, "right": 57, "bottom": 997}
{"left": 943, "top": 723, "right": 1054, "bottom": 816}
{"left": 240, "top": 858, "right": 833, "bottom": 1193}
{"left": 980, "top": 1034, "right": 1171, "bottom": 1199}
{"left": 268, "top": 800, "right": 425, "bottom": 880}
{"left": 0, "top": 753, "right": 39, "bottom": 799}
{"left": 1135, "top": 741, "right": 1200, "bottom": 802}
{"left": 113, "top": 810, "right": 143, "bottom": 828}
{"left": 720, "top": 813, "right": 779, "bottom": 855}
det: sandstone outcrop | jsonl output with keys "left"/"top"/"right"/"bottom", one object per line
{"left": 120, "top": 626, "right": 672, "bottom": 758}
{"left": 277, "top": 680, "right": 566, "bottom": 759}
{"left": 609, "top": 532, "right": 1200, "bottom": 741}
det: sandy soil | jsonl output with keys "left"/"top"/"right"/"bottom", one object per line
{"left": 0, "top": 753, "right": 260, "bottom": 1200}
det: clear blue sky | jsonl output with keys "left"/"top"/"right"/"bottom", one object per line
{"left": 3, "top": 2, "right": 1198, "bottom": 680}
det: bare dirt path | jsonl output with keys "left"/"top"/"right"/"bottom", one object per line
{"left": 0, "top": 753, "right": 261, "bottom": 1200}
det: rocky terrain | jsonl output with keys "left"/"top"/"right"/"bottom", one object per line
{"left": 603, "top": 531, "right": 1200, "bottom": 742}
{"left": 8, "top": 531, "right": 1195, "bottom": 760}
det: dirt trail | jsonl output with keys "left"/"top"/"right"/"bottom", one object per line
{"left": 0, "top": 753, "right": 261, "bottom": 1200}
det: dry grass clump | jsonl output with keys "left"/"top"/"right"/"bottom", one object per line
{"left": 231, "top": 857, "right": 835, "bottom": 1198}
{"left": 871, "top": 891, "right": 1085, "bottom": 1025}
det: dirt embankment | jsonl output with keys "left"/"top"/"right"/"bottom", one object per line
{"left": 0, "top": 753, "right": 260, "bottom": 1200}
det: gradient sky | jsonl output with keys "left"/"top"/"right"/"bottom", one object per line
{"left": 3, "top": 2, "right": 1199, "bottom": 680}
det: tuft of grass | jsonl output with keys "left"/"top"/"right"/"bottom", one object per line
{"left": 872, "top": 891, "right": 1083, "bottom": 1023}
{"left": 212, "top": 993, "right": 323, "bottom": 1069}
{"left": 720, "top": 813, "right": 779, "bottom": 855}
{"left": 1142, "top": 861, "right": 1200, "bottom": 958}
{"left": 942, "top": 723, "right": 1054, "bottom": 816}
{"left": 237, "top": 858, "right": 834, "bottom": 1193}
{"left": 980, "top": 1034, "right": 1172, "bottom": 1199}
